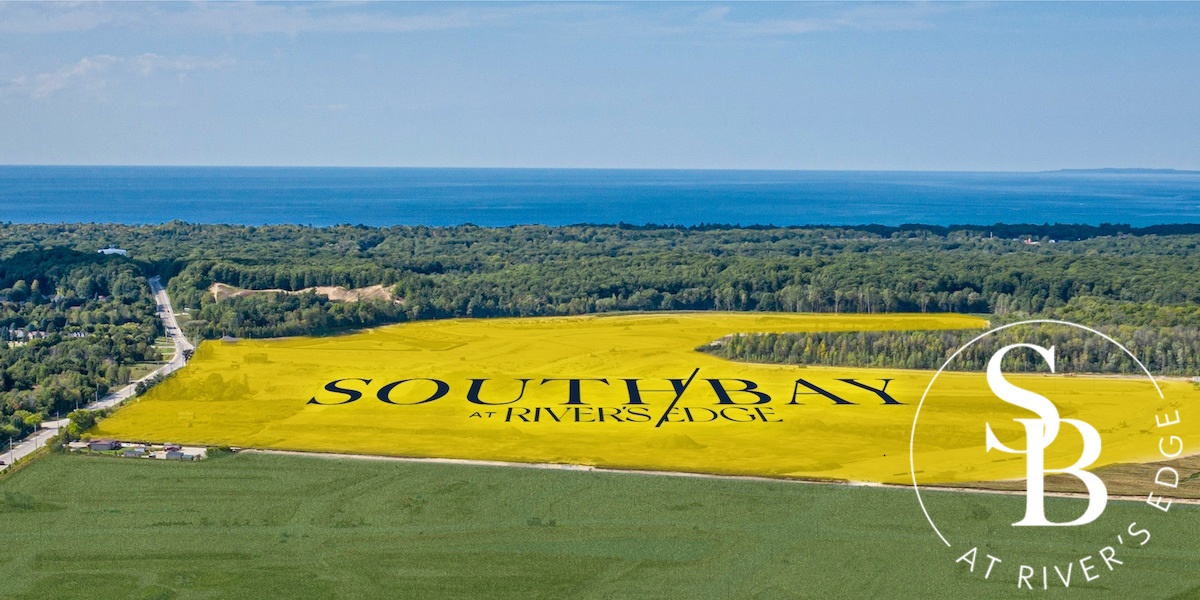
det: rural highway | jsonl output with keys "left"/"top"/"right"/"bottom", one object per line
{"left": 0, "top": 276, "right": 193, "bottom": 472}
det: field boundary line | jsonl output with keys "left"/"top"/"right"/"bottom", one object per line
{"left": 239, "top": 448, "right": 1200, "bottom": 505}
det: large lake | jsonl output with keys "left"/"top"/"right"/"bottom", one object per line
{"left": 2, "top": 166, "right": 1197, "bottom": 226}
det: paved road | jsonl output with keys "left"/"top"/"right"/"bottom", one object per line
{"left": 0, "top": 276, "right": 193, "bottom": 472}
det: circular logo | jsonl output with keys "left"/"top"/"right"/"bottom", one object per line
{"left": 909, "top": 320, "right": 1184, "bottom": 590}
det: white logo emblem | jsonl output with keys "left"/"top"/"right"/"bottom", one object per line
{"left": 983, "top": 343, "right": 1107, "bottom": 527}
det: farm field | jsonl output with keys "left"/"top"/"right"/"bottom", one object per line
{"left": 0, "top": 452, "right": 1196, "bottom": 599}
{"left": 91, "top": 312, "right": 1195, "bottom": 485}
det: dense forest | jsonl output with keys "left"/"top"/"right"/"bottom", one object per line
{"left": 5, "top": 221, "right": 1200, "bottom": 331}
{"left": 2, "top": 220, "right": 1199, "bottom": 435}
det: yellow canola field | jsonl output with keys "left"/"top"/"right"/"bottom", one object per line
{"left": 95, "top": 312, "right": 1196, "bottom": 484}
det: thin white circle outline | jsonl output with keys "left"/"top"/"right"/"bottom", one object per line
{"left": 909, "top": 319, "right": 1165, "bottom": 547}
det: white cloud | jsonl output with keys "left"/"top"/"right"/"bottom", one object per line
{"left": 177, "top": 4, "right": 500, "bottom": 36}
{"left": 0, "top": 2, "right": 952, "bottom": 39}
{"left": 695, "top": 6, "right": 733, "bottom": 25}
{"left": 0, "top": 2, "right": 527, "bottom": 36}
{"left": 754, "top": 5, "right": 941, "bottom": 34}
{"left": 10, "top": 54, "right": 120, "bottom": 98}
{"left": 671, "top": 3, "right": 961, "bottom": 36}
{"left": 9, "top": 53, "right": 234, "bottom": 98}
{"left": 131, "top": 54, "right": 235, "bottom": 77}
{"left": 0, "top": 3, "right": 121, "bottom": 34}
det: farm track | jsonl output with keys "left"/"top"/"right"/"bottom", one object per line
{"left": 241, "top": 448, "right": 1200, "bottom": 505}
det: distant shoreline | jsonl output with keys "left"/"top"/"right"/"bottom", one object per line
{"left": 4, "top": 221, "right": 1200, "bottom": 240}
{"left": 1046, "top": 167, "right": 1200, "bottom": 175}
{"left": 2, "top": 164, "right": 1199, "bottom": 173}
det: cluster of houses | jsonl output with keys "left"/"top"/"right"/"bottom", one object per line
{"left": 9, "top": 328, "right": 48, "bottom": 340}
{"left": 3, "top": 328, "right": 89, "bottom": 348}
{"left": 2, "top": 328, "right": 46, "bottom": 348}
{"left": 68, "top": 439, "right": 207, "bottom": 461}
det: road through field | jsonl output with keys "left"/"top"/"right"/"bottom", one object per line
{"left": 0, "top": 276, "right": 192, "bottom": 473}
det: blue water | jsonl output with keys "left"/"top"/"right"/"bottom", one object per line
{"left": 1, "top": 166, "right": 1198, "bottom": 227}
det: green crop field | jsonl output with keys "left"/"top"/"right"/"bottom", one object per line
{"left": 0, "top": 453, "right": 1196, "bottom": 599}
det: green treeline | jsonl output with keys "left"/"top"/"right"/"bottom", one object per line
{"left": 109, "top": 221, "right": 1200, "bottom": 332}
{"left": 5, "top": 222, "right": 1200, "bottom": 338}
{"left": 704, "top": 324, "right": 1200, "bottom": 376}
{"left": 189, "top": 292, "right": 407, "bottom": 338}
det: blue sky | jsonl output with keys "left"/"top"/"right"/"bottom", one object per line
{"left": 1, "top": 1, "right": 1198, "bottom": 170}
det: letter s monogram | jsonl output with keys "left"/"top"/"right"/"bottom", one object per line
{"left": 984, "top": 344, "right": 1108, "bottom": 527}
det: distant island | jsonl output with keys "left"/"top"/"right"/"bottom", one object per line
{"left": 1047, "top": 168, "right": 1200, "bottom": 175}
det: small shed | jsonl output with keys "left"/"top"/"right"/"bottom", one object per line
{"left": 88, "top": 439, "right": 120, "bottom": 451}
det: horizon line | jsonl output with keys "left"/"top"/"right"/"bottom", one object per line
{"left": 6, "top": 221, "right": 1200, "bottom": 231}
{"left": 2, "top": 164, "right": 1199, "bottom": 174}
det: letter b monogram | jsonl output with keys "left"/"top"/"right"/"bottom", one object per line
{"left": 984, "top": 344, "right": 1108, "bottom": 527}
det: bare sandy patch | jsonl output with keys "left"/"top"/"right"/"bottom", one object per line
{"left": 209, "top": 282, "right": 399, "bottom": 303}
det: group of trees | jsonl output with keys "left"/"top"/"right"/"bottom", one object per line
{"left": 189, "top": 292, "right": 407, "bottom": 338}
{"left": 0, "top": 246, "right": 162, "bottom": 442}
{"left": 71, "top": 221, "right": 1187, "bottom": 334}
{"left": 706, "top": 323, "right": 1200, "bottom": 376}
